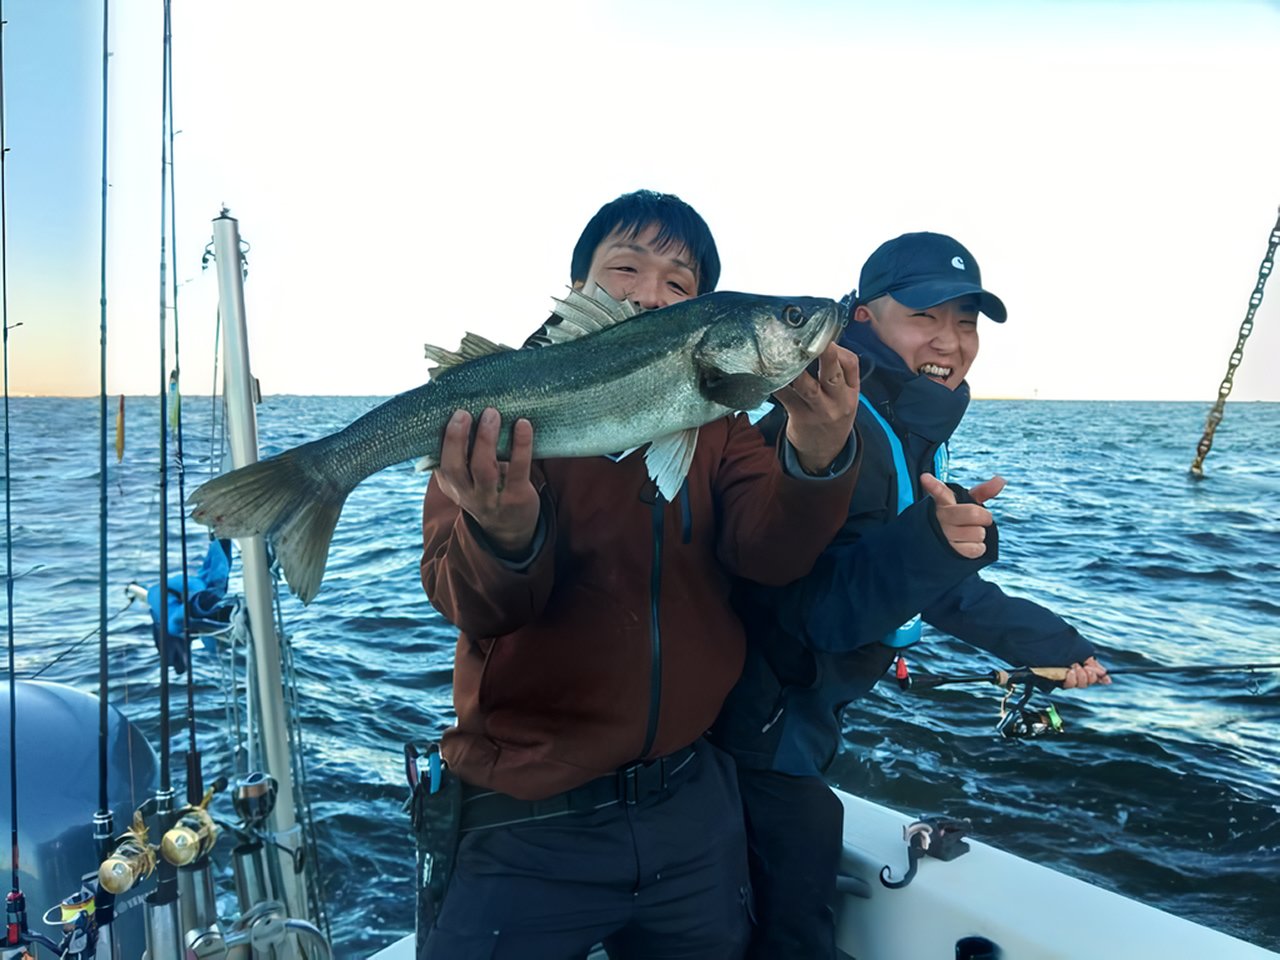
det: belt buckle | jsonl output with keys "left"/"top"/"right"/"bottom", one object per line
{"left": 618, "top": 764, "right": 639, "bottom": 805}
{"left": 620, "top": 758, "right": 670, "bottom": 805}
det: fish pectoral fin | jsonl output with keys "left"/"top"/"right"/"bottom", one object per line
{"left": 423, "top": 333, "right": 514, "bottom": 378}
{"left": 540, "top": 285, "right": 642, "bottom": 345}
{"left": 698, "top": 369, "right": 774, "bottom": 411}
{"left": 644, "top": 428, "right": 699, "bottom": 502}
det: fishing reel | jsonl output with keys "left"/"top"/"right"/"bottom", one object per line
{"left": 161, "top": 803, "right": 219, "bottom": 867}
{"left": 996, "top": 682, "right": 1064, "bottom": 740}
{"left": 40, "top": 889, "right": 98, "bottom": 959}
{"left": 98, "top": 809, "right": 159, "bottom": 895}
{"left": 158, "top": 779, "right": 228, "bottom": 867}
{"left": 224, "top": 771, "right": 305, "bottom": 874}
{"left": 232, "top": 772, "right": 277, "bottom": 830}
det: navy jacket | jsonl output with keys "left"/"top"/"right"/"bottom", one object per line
{"left": 710, "top": 321, "right": 1096, "bottom": 778}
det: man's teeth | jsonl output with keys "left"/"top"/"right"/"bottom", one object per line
{"left": 919, "top": 363, "right": 952, "bottom": 378}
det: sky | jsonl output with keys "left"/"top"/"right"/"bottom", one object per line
{"left": 2, "top": 0, "right": 1279, "bottom": 402}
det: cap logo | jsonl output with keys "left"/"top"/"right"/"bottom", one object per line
{"left": 951, "top": 256, "right": 966, "bottom": 270}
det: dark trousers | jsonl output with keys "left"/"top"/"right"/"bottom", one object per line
{"left": 422, "top": 739, "right": 751, "bottom": 960}
{"left": 738, "top": 767, "right": 844, "bottom": 960}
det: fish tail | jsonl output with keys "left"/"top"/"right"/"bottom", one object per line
{"left": 188, "top": 444, "right": 351, "bottom": 604}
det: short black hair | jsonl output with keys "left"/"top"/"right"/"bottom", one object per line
{"left": 570, "top": 190, "right": 721, "bottom": 294}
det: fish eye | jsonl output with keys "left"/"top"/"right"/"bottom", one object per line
{"left": 781, "top": 305, "right": 806, "bottom": 327}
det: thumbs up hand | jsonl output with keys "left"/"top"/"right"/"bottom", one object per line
{"left": 920, "top": 473, "right": 1006, "bottom": 560}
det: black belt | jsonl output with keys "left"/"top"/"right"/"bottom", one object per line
{"left": 459, "top": 743, "right": 700, "bottom": 832}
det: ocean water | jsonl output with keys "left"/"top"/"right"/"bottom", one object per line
{"left": 4, "top": 394, "right": 1279, "bottom": 957}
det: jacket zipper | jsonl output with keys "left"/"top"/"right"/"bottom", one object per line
{"left": 638, "top": 495, "right": 665, "bottom": 759}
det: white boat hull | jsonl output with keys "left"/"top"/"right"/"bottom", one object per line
{"left": 370, "top": 788, "right": 1279, "bottom": 959}
{"left": 834, "top": 791, "right": 1276, "bottom": 959}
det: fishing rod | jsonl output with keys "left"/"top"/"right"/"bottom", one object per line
{"left": 0, "top": 6, "right": 133, "bottom": 954}
{"left": 0, "top": 4, "right": 60, "bottom": 953}
{"left": 88, "top": 1, "right": 127, "bottom": 957}
{"left": 890, "top": 658, "right": 1280, "bottom": 741}
{"left": 98, "top": 3, "right": 186, "bottom": 955}
{"left": 897, "top": 660, "right": 1280, "bottom": 691}
{"left": 141, "top": 2, "right": 189, "bottom": 956}
{"left": 161, "top": 31, "right": 227, "bottom": 942}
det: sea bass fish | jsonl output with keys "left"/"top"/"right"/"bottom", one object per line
{"left": 189, "top": 287, "right": 845, "bottom": 603}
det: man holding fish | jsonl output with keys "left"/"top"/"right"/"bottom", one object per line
{"left": 418, "top": 190, "right": 861, "bottom": 958}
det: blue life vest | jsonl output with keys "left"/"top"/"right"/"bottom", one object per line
{"left": 858, "top": 394, "right": 949, "bottom": 648}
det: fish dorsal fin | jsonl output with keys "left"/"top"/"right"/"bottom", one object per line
{"left": 644, "top": 427, "right": 699, "bottom": 502}
{"left": 423, "top": 332, "right": 513, "bottom": 378}
{"left": 537, "top": 284, "right": 641, "bottom": 346}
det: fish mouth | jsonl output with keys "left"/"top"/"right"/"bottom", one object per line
{"left": 804, "top": 303, "right": 845, "bottom": 357}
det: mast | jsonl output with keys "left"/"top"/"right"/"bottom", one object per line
{"left": 209, "top": 210, "right": 308, "bottom": 923}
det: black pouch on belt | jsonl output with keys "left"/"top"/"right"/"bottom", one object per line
{"left": 404, "top": 741, "right": 462, "bottom": 953}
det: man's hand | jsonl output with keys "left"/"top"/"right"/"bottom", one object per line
{"left": 433, "top": 408, "right": 540, "bottom": 556}
{"left": 919, "top": 472, "right": 1006, "bottom": 559}
{"left": 774, "top": 342, "right": 860, "bottom": 474}
{"left": 1061, "top": 656, "right": 1111, "bottom": 688}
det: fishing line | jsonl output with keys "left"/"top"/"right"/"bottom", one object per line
{"left": 1102, "top": 662, "right": 1280, "bottom": 678}
{"left": 161, "top": 0, "right": 207, "bottom": 807}
{"left": 267, "top": 564, "right": 333, "bottom": 939}
{"left": 96, "top": 0, "right": 115, "bottom": 872}
{"left": 208, "top": 304, "right": 223, "bottom": 480}
{"left": 154, "top": 6, "right": 172, "bottom": 799}
{"left": 148, "top": 5, "right": 183, "bottom": 936}
{"left": 1, "top": 0, "right": 18, "bottom": 910}
{"left": 1, "top": 561, "right": 42, "bottom": 582}
{"left": 201, "top": 239, "right": 227, "bottom": 486}
{"left": 0, "top": 5, "right": 59, "bottom": 952}
{"left": 27, "top": 602, "right": 139, "bottom": 682}
{"left": 78, "top": 15, "right": 136, "bottom": 950}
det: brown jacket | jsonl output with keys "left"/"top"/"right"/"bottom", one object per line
{"left": 421, "top": 413, "right": 859, "bottom": 800}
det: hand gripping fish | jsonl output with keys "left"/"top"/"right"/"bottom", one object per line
{"left": 189, "top": 287, "right": 845, "bottom": 603}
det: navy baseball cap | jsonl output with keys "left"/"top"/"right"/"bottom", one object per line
{"left": 856, "top": 232, "right": 1007, "bottom": 323}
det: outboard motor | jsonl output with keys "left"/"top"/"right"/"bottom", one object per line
{"left": 1, "top": 680, "right": 159, "bottom": 960}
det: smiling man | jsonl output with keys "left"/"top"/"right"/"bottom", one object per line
{"left": 419, "top": 190, "right": 861, "bottom": 959}
{"left": 852, "top": 231, "right": 1003, "bottom": 390}
{"left": 710, "top": 232, "right": 1109, "bottom": 960}
{"left": 520, "top": 192, "right": 712, "bottom": 349}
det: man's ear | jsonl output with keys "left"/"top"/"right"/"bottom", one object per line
{"left": 852, "top": 304, "right": 874, "bottom": 325}
{"left": 571, "top": 279, "right": 586, "bottom": 291}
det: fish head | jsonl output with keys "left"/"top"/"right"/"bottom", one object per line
{"left": 690, "top": 293, "right": 846, "bottom": 410}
